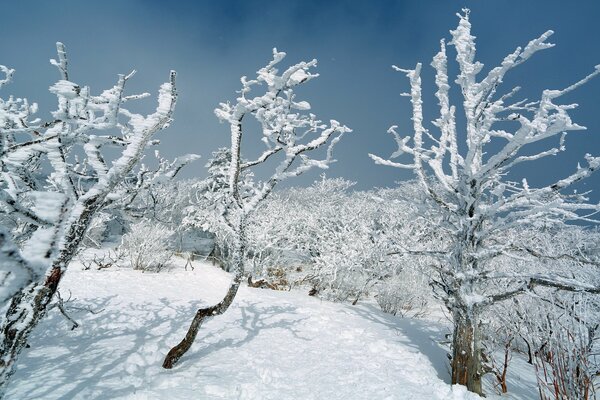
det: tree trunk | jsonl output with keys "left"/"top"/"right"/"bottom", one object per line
{"left": 0, "top": 267, "right": 62, "bottom": 396}
{"left": 161, "top": 273, "right": 242, "bottom": 369}
{"left": 494, "top": 338, "right": 512, "bottom": 394}
{"left": 451, "top": 310, "right": 483, "bottom": 395}
{"left": 162, "top": 220, "right": 246, "bottom": 369}
{"left": 0, "top": 206, "right": 95, "bottom": 397}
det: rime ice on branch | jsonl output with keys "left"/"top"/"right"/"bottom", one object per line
{"left": 162, "top": 48, "right": 350, "bottom": 369}
{"left": 0, "top": 43, "right": 183, "bottom": 396}
{"left": 370, "top": 9, "right": 600, "bottom": 395}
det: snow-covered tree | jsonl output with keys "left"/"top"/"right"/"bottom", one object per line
{"left": 0, "top": 43, "right": 178, "bottom": 394}
{"left": 120, "top": 220, "right": 174, "bottom": 271}
{"left": 290, "top": 180, "right": 398, "bottom": 303}
{"left": 247, "top": 177, "right": 360, "bottom": 289}
{"left": 370, "top": 10, "right": 600, "bottom": 395}
{"left": 118, "top": 151, "right": 200, "bottom": 222}
{"left": 162, "top": 49, "right": 350, "bottom": 368}
{"left": 480, "top": 226, "right": 600, "bottom": 396}
{"left": 182, "top": 148, "right": 255, "bottom": 269}
{"left": 526, "top": 295, "right": 599, "bottom": 400}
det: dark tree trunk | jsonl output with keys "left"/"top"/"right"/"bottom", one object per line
{"left": 451, "top": 310, "right": 483, "bottom": 395}
{"left": 161, "top": 273, "right": 242, "bottom": 369}
{"left": 522, "top": 335, "right": 534, "bottom": 365}
{"left": 162, "top": 222, "right": 246, "bottom": 369}
{"left": 0, "top": 206, "right": 95, "bottom": 395}
{"left": 493, "top": 337, "right": 512, "bottom": 394}
{"left": 0, "top": 267, "right": 62, "bottom": 393}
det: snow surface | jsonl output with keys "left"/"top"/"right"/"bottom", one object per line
{"left": 6, "top": 253, "right": 535, "bottom": 399}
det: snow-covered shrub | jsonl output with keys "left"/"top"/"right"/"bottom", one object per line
{"left": 306, "top": 182, "right": 432, "bottom": 305}
{"left": 120, "top": 221, "right": 174, "bottom": 272}
{"left": 520, "top": 295, "right": 600, "bottom": 400}
{"left": 376, "top": 268, "right": 430, "bottom": 318}
{"left": 245, "top": 177, "right": 436, "bottom": 307}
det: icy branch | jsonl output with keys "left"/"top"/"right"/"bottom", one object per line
{"left": 215, "top": 50, "right": 350, "bottom": 217}
{"left": 0, "top": 66, "right": 15, "bottom": 90}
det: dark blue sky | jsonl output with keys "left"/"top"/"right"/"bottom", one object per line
{"left": 2, "top": 0, "right": 600, "bottom": 200}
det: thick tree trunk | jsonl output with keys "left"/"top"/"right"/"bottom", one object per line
{"left": 451, "top": 310, "right": 483, "bottom": 395}
{"left": 162, "top": 221, "right": 246, "bottom": 369}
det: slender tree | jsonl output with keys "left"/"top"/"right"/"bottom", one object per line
{"left": 371, "top": 10, "right": 600, "bottom": 395}
{"left": 0, "top": 43, "right": 179, "bottom": 395}
{"left": 162, "top": 49, "right": 350, "bottom": 368}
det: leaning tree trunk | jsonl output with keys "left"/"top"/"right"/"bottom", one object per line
{"left": 162, "top": 222, "right": 246, "bottom": 369}
{"left": 0, "top": 207, "right": 96, "bottom": 396}
{"left": 451, "top": 309, "right": 484, "bottom": 395}
{"left": 0, "top": 267, "right": 62, "bottom": 394}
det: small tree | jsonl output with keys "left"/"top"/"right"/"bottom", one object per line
{"left": 120, "top": 220, "right": 174, "bottom": 271}
{"left": 162, "top": 49, "right": 350, "bottom": 368}
{"left": 0, "top": 43, "right": 178, "bottom": 395}
{"left": 370, "top": 10, "right": 600, "bottom": 395}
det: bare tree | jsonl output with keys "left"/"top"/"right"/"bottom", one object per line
{"left": 162, "top": 49, "right": 350, "bottom": 369}
{"left": 0, "top": 43, "right": 178, "bottom": 395}
{"left": 370, "top": 9, "right": 600, "bottom": 395}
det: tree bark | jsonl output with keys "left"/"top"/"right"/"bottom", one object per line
{"left": 162, "top": 220, "right": 246, "bottom": 369}
{"left": 0, "top": 267, "right": 62, "bottom": 395}
{"left": 0, "top": 206, "right": 95, "bottom": 396}
{"left": 161, "top": 273, "right": 242, "bottom": 369}
{"left": 451, "top": 310, "right": 483, "bottom": 395}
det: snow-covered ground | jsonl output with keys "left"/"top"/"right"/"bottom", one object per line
{"left": 6, "top": 254, "right": 536, "bottom": 399}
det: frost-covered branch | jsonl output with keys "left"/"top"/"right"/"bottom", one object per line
{"left": 483, "top": 275, "right": 600, "bottom": 307}
{"left": 214, "top": 48, "right": 351, "bottom": 216}
{"left": 0, "top": 42, "right": 180, "bottom": 395}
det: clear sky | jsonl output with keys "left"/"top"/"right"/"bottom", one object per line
{"left": 2, "top": 0, "right": 600, "bottom": 200}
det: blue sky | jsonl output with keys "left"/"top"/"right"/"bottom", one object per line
{"left": 2, "top": 0, "right": 600, "bottom": 200}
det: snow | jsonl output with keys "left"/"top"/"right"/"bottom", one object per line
{"left": 28, "top": 191, "right": 65, "bottom": 223}
{"left": 6, "top": 254, "right": 486, "bottom": 400}
{"left": 288, "top": 69, "right": 310, "bottom": 86}
{"left": 21, "top": 227, "right": 56, "bottom": 276}
{"left": 48, "top": 80, "right": 80, "bottom": 99}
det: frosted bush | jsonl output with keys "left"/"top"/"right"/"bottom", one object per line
{"left": 376, "top": 269, "right": 430, "bottom": 318}
{"left": 120, "top": 221, "right": 174, "bottom": 272}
